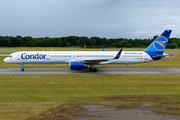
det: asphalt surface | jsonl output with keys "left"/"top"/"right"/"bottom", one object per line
{"left": 0, "top": 54, "right": 9, "bottom": 56}
{"left": 0, "top": 68, "right": 180, "bottom": 74}
{"left": 69, "top": 105, "right": 180, "bottom": 120}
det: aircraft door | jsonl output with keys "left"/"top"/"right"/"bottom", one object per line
{"left": 17, "top": 54, "right": 21, "bottom": 60}
{"left": 46, "top": 54, "right": 50, "bottom": 60}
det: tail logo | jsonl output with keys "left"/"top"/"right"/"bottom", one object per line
{"left": 155, "top": 41, "right": 166, "bottom": 48}
{"left": 153, "top": 36, "right": 167, "bottom": 51}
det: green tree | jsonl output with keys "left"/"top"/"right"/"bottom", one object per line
{"left": 90, "top": 37, "right": 102, "bottom": 46}
{"left": 10, "top": 36, "right": 20, "bottom": 47}
{"left": 171, "top": 38, "right": 180, "bottom": 47}
{"left": 66, "top": 42, "right": 73, "bottom": 46}
{"left": 152, "top": 35, "right": 158, "bottom": 41}
{"left": 76, "top": 40, "right": 80, "bottom": 46}
{"left": 64, "top": 36, "right": 79, "bottom": 45}
{"left": 166, "top": 43, "right": 177, "bottom": 49}
{"left": 28, "top": 39, "right": 37, "bottom": 47}
{"left": 111, "top": 42, "right": 118, "bottom": 47}
{"left": 16, "top": 35, "right": 22, "bottom": 47}
{"left": 21, "top": 36, "right": 32, "bottom": 47}
{"left": 125, "top": 44, "right": 132, "bottom": 47}
{"left": 57, "top": 39, "right": 64, "bottom": 47}
{"left": 78, "top": 37, "right": 89, "bottom": 47}
{"left": 102, "top": 37, "right": 107, "bottom": 46}
{"left": 0, "top": 37, "right": 11, "bottom": 47}
{"left": 89, "top": 39, "right": 97, "bottom": 46}
{"left": 102, "top": 44, "right": 106, "bottom": 48}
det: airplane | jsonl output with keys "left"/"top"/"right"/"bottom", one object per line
{"left": 4, "top": 30, "right": 172, "bottom": 72}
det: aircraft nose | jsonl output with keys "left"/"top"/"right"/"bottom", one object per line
{"left": 3, "top": 58, "right": 8, "bottom": 63}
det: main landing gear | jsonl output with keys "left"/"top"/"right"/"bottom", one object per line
{"left": 89, "top": 67, "right": 97, "bottom": 72}
{"left": 20, "top": 64, "right": 24, "bottom": 72}
{"left": 89, "top": 64, "right": 97, "bottom": 72}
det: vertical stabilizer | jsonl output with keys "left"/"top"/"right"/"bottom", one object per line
{"left": 143, "top": 30, "right": 172, "bottom": 60}
{"left": 144, "top": 30, "right": 172, "bottom": 52}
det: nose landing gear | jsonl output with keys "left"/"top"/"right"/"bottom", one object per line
{"left": 21, "top": 68, "right": 24, "bottom": 72}
{"left": 20, "top": 64, "right": 24, "bottom": 72}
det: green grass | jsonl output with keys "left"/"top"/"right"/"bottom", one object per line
{"left": 0, "top": 74, "right": 180, "bottom": 119}
{"left": 27, "top": 95, "right": 180, "bottom": 119}
{"left": 1, "top": 47, "right": 180, "bottom": 119}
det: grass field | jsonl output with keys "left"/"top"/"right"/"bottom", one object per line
{"left": 0, "top": 47, "right": 180, "bottom": 119}
{"left": 0, "top": 74, "right": 180, "bottom": 119}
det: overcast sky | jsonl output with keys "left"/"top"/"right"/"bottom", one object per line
{"left": 0, "top": 0, "right": 180, "bottom": 39}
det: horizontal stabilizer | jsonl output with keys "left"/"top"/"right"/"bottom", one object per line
{"left": 153, "top": 55, "right": 170, "bottom": 58}
{"left": 153, "top": 54, "right": 176, "bottom": 58}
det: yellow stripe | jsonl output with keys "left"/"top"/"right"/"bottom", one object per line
{"left": 160, "top": 36, "right": 168, "bottom": 42}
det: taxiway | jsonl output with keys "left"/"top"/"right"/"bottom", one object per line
{"left": 0, "top": 68, "right": 180, "bottom": 74}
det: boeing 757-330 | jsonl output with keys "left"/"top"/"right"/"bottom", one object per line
{"left": 4, "top": 30, "right": 172, "bottom": 72}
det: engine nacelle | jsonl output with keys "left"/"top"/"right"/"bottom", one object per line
{"left": 70, "top": 62, "right": 88, "bottom": 70}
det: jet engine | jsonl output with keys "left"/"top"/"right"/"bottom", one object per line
{"left": 70, "top": 62, "right": 88, "bottom": 70}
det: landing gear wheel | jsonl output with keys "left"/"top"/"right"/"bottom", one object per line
{"left": 89, "top": 67, "right": 97, "bottom": 72}
{"left": 89, "top": 67, "right": 93, "bottom": 72}
{"left": 21, "top": 68, "right": 24, "bottom": 72}
{"left": 89, "top": 67, "right": 92, "bottom": 70}
{"left": 93, "top": 68, "right": 97, "bottom": 72}
{"left": 20, "top": 64, "right": 24, "bottom": 72}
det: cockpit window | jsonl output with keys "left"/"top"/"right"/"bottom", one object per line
{"left": 8, "top": 55, "right": 12, "bottom": 58}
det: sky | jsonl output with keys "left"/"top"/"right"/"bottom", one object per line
{"left": 0, "top": 0, "right": 180, "bottom": 39}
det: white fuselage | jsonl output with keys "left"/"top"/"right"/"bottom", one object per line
{"left": 4, "top": 51, "right": 155, "bottom": 65}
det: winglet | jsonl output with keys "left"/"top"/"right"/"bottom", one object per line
{"left": 114, "top": 49, "right": 122, "bottom": 59}
{"left": 102, "top": 48, "right": 104, "bottom": 51}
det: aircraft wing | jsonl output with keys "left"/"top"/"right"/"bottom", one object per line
{"left": 82, "top": 49, "right": 122, "bottom": 64}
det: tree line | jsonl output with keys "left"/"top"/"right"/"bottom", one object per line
{"left": 0, "top": 35, "right": 179, "bottom": 49}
